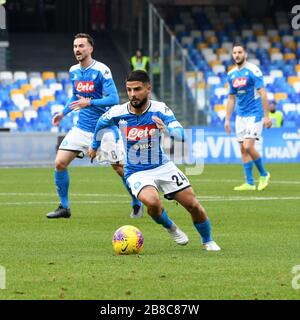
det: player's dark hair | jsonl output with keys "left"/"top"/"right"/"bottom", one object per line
{"left": 126, "top": 70, "right": 150, "bottom": 83}
{"left": 74, "top": 33, "right": 94, "bottom": 47}
{"left": 232, "top": 42, "right": 247, "bottom": 51}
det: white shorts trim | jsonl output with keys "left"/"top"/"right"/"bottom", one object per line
{"left": 235, "top": 115, "right": 263, "bottom": 142}
{"left": 59, "top": 126, "right": 124, "bottom": 162}
{"left": 127, "top": 162, "right": 190, "bottom": 200}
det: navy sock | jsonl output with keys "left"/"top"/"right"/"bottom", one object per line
{"left": 253, "top": 157, "right": 267, "bottom": 176}
{"left": 152, "top": 209, "right": 173, "bottom": 229}
{"left": 121, "top": 176, "right": 142, "bottom": 208}
{"left": 55, "top": 169, "right": 69, "bottom": 209}
{"left": 243, "top": 161, "right": 254, "bottom": 185}
{"left": 194, "top": 219, "right": 212, "bottom": 244}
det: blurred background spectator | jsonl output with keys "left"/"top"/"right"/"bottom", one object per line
{"left": 269, "top": 101, "right": 284, "bottom": 127}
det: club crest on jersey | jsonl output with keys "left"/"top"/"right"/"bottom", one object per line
{"left": 75, "top": 81, "right": 95, "bottom": 93}
{"left": 232, "top": 77, "right": 247, "bottom": 88}
{"left": 124, "top": 125, "right": 157, "bottom": 141}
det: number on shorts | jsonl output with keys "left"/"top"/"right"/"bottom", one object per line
{"left": 111, "top": 150, "right": 118, "bottom": 160}
{"left": 171, "top": 172, "right": 187, "bottom": 187}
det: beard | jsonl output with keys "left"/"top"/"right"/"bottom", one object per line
{"left": 130, "top": 96, "right": 147, "bottom": 109}
{"left": 235, "top": 57, "right": 246, "bottom": 66}
{"left": 75, "top": 53, "right": 86, "bottom": 62}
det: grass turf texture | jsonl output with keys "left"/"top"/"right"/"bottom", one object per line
{"left": 0, "top": 163, "right": 299, "bottom": 300}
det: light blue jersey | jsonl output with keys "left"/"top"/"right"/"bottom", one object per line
{"left": 62, "top": 59, "right": 119, "bottom": 132}
{"left": 227, "top": 62, "right": 264, "bottom": 119}
{"left": 92, "top": 100, "right": 184, "bottom": 179}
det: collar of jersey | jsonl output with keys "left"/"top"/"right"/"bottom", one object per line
{"left": 236, "top": 61, "right": 249, "bottom": 72}
{"left": 127, "top": 101, "right": 151, "bottom": 115}
{"left": 80, "top": 59, "right": 96, "bottom": 71}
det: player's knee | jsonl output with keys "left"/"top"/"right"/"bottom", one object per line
{"left": 186, "top": 199, "right": 202, "bottom": 214}
{"left": 240, "top": 144, "right": 247, "bottom": 154}
{"left": 111, "top": 164, "right": 124, "bottom": 177}
{"left": 243, "top": 144, "right": 252, "bottom": 153}
{"left": 141, "top": 196, "right": 161, "bottom": 214}
{"left": 55, "top": 158, "right": 68, "bottom": 171}
{"left": 147, "top": 201, "right": 161, "bottom": 212}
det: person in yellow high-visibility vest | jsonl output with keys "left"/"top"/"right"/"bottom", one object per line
{"left": 152, "top": 51, "right": 161, "bottom": 94}
{"left": 130, "top": 49, "right": 149, "bottom": 72}
{"left": 269, "top": 101, "right": 283, "bottom": 128}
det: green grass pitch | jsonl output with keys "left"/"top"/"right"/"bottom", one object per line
{"left": 0, "top": 163, "right": 299, "bottom": 300}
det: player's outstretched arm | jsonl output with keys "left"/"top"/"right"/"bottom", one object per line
{"left": 88, "top": 147, "right": 97, "bottom": 163}
{"left": 152, "top": 115, "right": 185, "bottom": 141}
{"left": 224, "top": 94, "right": 236, "bottom": 133}
{"left": 152, "top": 115, "right": 165, "bottom": 131}
{"left": 52, "top": 112, "right": 64, "bottom": 126}
{"left": 258, "top": 88, "right": 272, "bottom": 128}
{"left": 69, "top": 94, "right": 92, "bottom": 111}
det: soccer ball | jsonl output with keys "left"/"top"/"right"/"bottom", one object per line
{"left": 112, "top": 225, "right": 144, "bottom": 255}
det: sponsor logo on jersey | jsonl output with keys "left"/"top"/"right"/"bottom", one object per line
{"left": 232, "top": 77, "right": 247, "bottom": 88}
{"left": 119, "top": 119, "right": 128, "bottom": 125}
{"left": 124, "top": 125, "right": 157, "bottom": 141}
{"left": 75, "top": 81, "right": 95, "bottom": 93}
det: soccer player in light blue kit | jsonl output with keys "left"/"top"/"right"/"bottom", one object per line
{"left": 46, "top": 33, "right": 142, "bottom": 218}
{"left": 225, "top": 43, "right": 272, "bottom": 191}
{"left": 88, "top": 70, "right": 220, "bottom": 251}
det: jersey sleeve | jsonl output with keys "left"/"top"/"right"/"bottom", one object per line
{"left": 62, "top": 95, "right": 77, "bottom": 116}
{"left": 250, "top": 66, "right": 264, "bottom": 90}
{"left": 157, "top": 104, "right": 181, "bottom": 127}
{"left": 62, "top": 69, "right": 77, "bottom": 116}
{"left": 157, "top": 104, "right": 185, "bottom": 140}
{"left": 90, "top": 67, "right": 119, "bottom": 108}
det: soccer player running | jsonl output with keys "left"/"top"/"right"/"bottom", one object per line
{"left": 88, "top": 70, "right": 220, "bottom": 251}
{"left": 46, "top": 33, "right": 143, "bottom": 218}
{"left": 224, "top": 43, "right": 272, "bottom": 191}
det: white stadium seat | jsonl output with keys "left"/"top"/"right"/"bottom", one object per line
{"left": 24, "top": 109, "right": 38, "bottom": 122}
{"left": 14, "top": 71, "right": 28, "bottom": 81}
{"left": 0, "top": 71, "right": 13, "bottom": 80}
{"left": 51, "top": 104, "right": 64, "bottom": 115}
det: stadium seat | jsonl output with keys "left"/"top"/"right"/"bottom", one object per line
{"left": 0, "top": 109, "right": 8, "bottom": 120}
{"left": 207, "top": 76, "right": 221, "bottom": 85}
{"left": 293, "top": 82, "right": 300, "bottom": 93}
{"left": 288, "top": 76, "right": 300, "bottom": 86}
{"left": 50, "top": 104, "right": 64, "bottom": 115}
{"left": 274, "top": 92, "right": 288, "bottom": 103}
{"left": 13, "top": 71, "right": 28, "bottom": 81}
{"left": 282, "top": 103, "right": 297, "bottom": 114}
{"left": 23, "top": 109, "right": 38, "bottom": 122}
{"left": 20, "top": 84, "right": 33, "bottom": 94}
{"left": 30, "top": 77, "right": 43, "bottom": 88}
{"left": 284, "top": 53, "right": 296, "bottom": 61}
{"left": 56, "top": 72, "right": 69, "bottom": 82}
{"left": 0, "top": 71, "right": 13, "bottom": 81}
{"left": 41, "top": 95, "right": 55, "bottom": 105}
{"left": 4, "top": 121, "right": 18, "bottom": 130}
{"left": 42, "top": 72, "right": 56, "bottom": 80}
{"left": 11, "top": 93, "right": 30, "bottom": 111}
{"left": 10, "top": 111, "right": 23, "bottom": 122}
{"left": 271, "top": 52, "right": 283, "bottom": 61}
{"left": 270, "top": 70, "right": 283, "bottom": 78}
{"left": 39, "top": 88, "right": 52, "bottom": 98}
{"left": 32, "top": 99, "right": 45, "bottom": 110}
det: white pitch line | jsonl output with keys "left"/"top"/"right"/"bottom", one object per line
{"left": 0, "top": 193, "right": 129, "bottom": 197}
{"left": 0, "top": 200, "right": 131, "bottom": 206}
{"left": 1, "top": 196, "right": 300, "bottom": 206}
{"left": 197, "top": 196, "right": 300, "bottom": 202}
{"left": 192, "top": 179, "right": 300, "bottom": 185}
